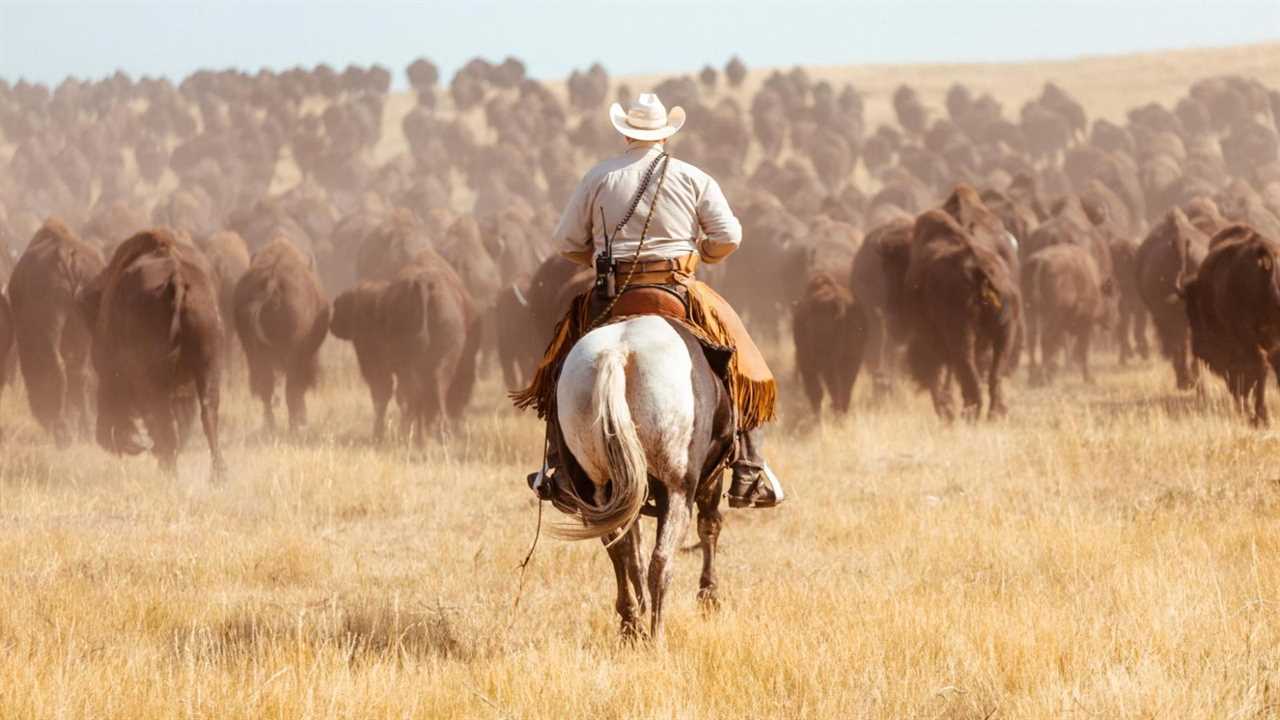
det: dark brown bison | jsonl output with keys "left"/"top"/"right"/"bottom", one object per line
{"left": 1136, "top": 207, "right": 1210, "bottom": 389}
{"left": 7, "top": 219, "right": 105, "bottom": 444}
{"left": 897, "top": 210, "right": 1021, "bottom": 420}
{"left": 849, "top": 215, "right": 913, "bottom": 394}
{"left": 1109, "top": 232, "right": 1150, "bottom": 364}
{"left": 1183, "top": 225, "right": 1280, "bottom": 425}
{"left": 941, "top": 184, "right": 1020, "bottom": 272}
{"left": 494, "top": 257, "right": 592, "bottom": 392}
{"left": 330, "top": 254, "right": 480, "bottom": 442}
{"left": 233, "top": 239, "right": 330, "bottom": 431}
{"left": 199, "top": 230, "right": 251, "bottom": 364}
{"left": 1022, "top": 244, "right": 1114, "bottom": 385}
{"left": 78, "top": 229, "right": 226, "bottom": 478}
{"left": 792, "top": 272, "right": 866, "bottom": 415}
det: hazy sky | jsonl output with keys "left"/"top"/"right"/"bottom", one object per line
{"left": 1, "top": 0, "right": 1278, "bottom": 87}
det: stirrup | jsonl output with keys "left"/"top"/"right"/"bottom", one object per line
{"left": 727, "top": 462, "right": 786, "bottom": 509}
{"left": 527, "top": 467, "right": 554, "bottom": 501}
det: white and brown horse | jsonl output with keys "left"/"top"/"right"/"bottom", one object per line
{"left": 554, "top": 315, "right": 734, "bottom": 639}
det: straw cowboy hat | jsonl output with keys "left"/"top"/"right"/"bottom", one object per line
{"left": 609, "top": 93, "right": 686, "bottom": 141}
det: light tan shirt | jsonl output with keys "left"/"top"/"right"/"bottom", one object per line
{"left": 553, "top": 142, "right": 743, "bottom": 265}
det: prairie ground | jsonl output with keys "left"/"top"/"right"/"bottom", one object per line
{"left": 3, "top": 337, "right": 1280, "bottom": 719}
{"left": 7, "top": 42, "right": 1280, "bottom": 720}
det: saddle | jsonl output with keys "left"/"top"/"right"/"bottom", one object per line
{"left": 512, "top": 254, "right": 776, "bottom": 432}
{"left": 598, "top": 285, "right": 688, "bottom": 323}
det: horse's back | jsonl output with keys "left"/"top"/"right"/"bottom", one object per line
{"left": 557, "top": 316, "right": 718, "bottom": 485}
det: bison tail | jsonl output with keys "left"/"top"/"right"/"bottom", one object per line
{"left": 169, "top": 276, "right": 186, "bottom": 345}
{"left": 237, "top": 293, "right": 273, "bottom": 350}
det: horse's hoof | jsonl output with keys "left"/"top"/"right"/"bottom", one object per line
{"left": 697, "top": 588, "right": 720, "bottom": 612}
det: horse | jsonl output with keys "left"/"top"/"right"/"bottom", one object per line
{"left": 553, "top": 314, "right": 735, "bottom": 640}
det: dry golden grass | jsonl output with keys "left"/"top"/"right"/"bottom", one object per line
{"left": 8, "top": 42, "right": 1280, "bottom": 719}
{"left": 3, "top": 337, "right": 1280, "bottom": 718}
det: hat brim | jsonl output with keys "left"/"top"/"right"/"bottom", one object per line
{"left": 609, "top": 103, "right": 685, "bottom": 141}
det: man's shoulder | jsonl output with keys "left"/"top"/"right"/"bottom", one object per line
{"left": 667, "top": 155, "right": 715, "bottom": 186}
{"left": 575, "top": 153, "right": 625, "bottom": 185}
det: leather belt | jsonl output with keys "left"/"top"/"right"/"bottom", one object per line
{"left": 615, "top": 253, "right": 699, "bottom": 286}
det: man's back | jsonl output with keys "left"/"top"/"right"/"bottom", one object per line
{"left": 553, "top": 142, "right": 742, "bottom": 265}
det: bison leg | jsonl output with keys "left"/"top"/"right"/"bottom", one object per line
{"left": 928, "top": 365, "right": 954, "bottom": 421}
{"left": 144, "top": 395, "right": 180, "bottom": 477}
{"left": 430, "top": 358, "right": 456, "bottom": 440}
{"left": 647, "top": 484, "right": 691, "bottom": 641}
{"left": 603, "top": 523, "right": 647, "bottom": 640}
{"left": 18, "top": 321, "right": 69, "bottom": 445}
{"left": 367, "top": 371, "right": 393, "bottom": 441}
{"left": 287, "top": 318, "right": 326, "bottom": 433}
{"left": 799, "top": 361, "right": 823, "bottom": 417}
{"left": 285, "top": 376, "right": 307, "bottom": 433}
{"left": 1042, "top": 319, "right": 1067, "bottom": 386}
{"left": 1025, "top": 303, "right": 1043, "bottom": 387}
{"left": 828, "top": 358, "right": 856, "bottom": 416}
{"left": 866, "top": 310, "right": 895, "bottom": 400}
{"left": 1172, "top": 323, "right": 1198, "bottom": 391}
{"left": 284, "top": 344, "right": 316, "bottom": 432}
{"left": 1115, "top": 302, "right": 1134, "bottom": 365}
{"left": 1134, "top": 308, "right": 1151, "bottom": 360}
{"left": 987, "top": 326, "right": 1012, "bottom": 420}
{"left": 246, "top": 355, "right": 276, "bottom": 433}
{"left": 1076, "top": 326, "right": 1095, "bottom": 384}
{"left": 194, "top": 365, "right": 226, "bottom": 481}
{"left": 174, "top": 388, "right": 198, "bottom": 450}
{"left": 61, "top": 325, "right": 94, "bottom": 442}
{"left": 1252, "top": 359, "right": 1270, "bottom": 428}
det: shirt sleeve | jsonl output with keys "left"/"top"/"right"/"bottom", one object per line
{"left": 695, "top": 177, "right": 742, "bottom": 264}
{"left": 552, "top": 173, "right": 595, "bottom": 265}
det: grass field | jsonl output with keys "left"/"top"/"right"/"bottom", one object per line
{"left": 6, "top": 42, "right": 1280, "bottom": 719}
{"left": 3, "top": 338, "right": 1280, "bottom": 718}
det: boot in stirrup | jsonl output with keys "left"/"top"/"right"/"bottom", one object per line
{"left": 727, "top": 429, "right": 785, "bottom": 508}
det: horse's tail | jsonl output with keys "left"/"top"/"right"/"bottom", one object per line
{"left": 555, "top": 346, "right": 648, "bottom": 543}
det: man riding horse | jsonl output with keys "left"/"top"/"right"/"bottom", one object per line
{"left": 513, "top": 92, "right": 784, "bottom": 509}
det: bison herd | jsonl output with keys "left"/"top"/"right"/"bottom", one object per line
{"left": 0, "top": 56, "right": 1279, "bottom": 476}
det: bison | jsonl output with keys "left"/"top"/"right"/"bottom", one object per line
{"left": 849, "top": 216, "right": 913, "bottom": 395}
{"left": 897, "top": 210, "right": 1021, "bottom": 420}
{"left": 792, "top": 272, "right": 866, "bottom": 415}
{"left": 1022, "top": 244, "right": 1115, "bottom": 385}
{"left": 330, "top": 253, "right": 481, "bottom": 442}
{"left": 1183, "top": 224, "right": 1280, "bottom": 425}
{"left": 1136, "top": 207, "right": 1210, "bottom": 389}
{"left": 233, "top": 239, "right": 331, "bottom": 432}
{"left": 7, "top": 219, "right": 105, "bottom": 444}
{"left": 78, "top": 229, "right": 227, "bottom": 479}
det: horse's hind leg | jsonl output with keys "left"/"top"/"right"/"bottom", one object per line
{"left": 603, "top": 523, "right": 646, "bottom": 639}
{"left": 695, "top": 475, "right": 724, "bottom": 610}
{"left": 648, "top": 485, "right": 692, "bottom": 641}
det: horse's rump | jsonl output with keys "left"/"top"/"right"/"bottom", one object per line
{"left": 510, "top": 280, "right": 775, "bottom": 430}
{"left": 553, "top": 316, "right": 734, "bottom": 541}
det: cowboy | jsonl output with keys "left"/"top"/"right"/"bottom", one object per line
{"left": 517, "top": 93, "right": 784, "bottom": 509}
